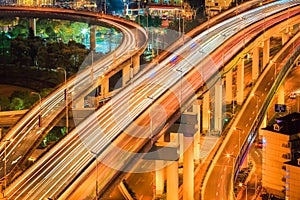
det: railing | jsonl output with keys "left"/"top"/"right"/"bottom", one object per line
{"left": 232, "top": 30, "right": 300, "bottom": 198}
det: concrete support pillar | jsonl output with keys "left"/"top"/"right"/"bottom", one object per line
{"left": 156, "top": 160, "right": 165, "bottom": 195}
{"left": 281, "top": 32, "right": 289, "bottom": 45}
{"left": 252, "top": 46, "right": 260, "bottom": 81}
{"left": 214, "top": 79, "right": 223, "bottom": 132}
{"left": 122, "top": 64, "right": 131, "bottom": 85}
{"left": 263, "top": 38, "right": 270, "bottom": 69}
{"left": 225, "top": 69, "right": 233, "bottom": 104}
{"left": 202, "top": 92, "right": 210, "bottom": 133}
{"left": 167, "top": 161, "right": 178, "bottom": 200}
{"left": 183, "top": 135, "right": 194, "bottom": 200}
{"left": 101, "top": 77, "right": 109, "bottom": 98}
{"left": 193, "top": 102, "right": 201, "bottom": 163}
{"left": 278, "top": 83, "right": 285, "bottom": 104}
{"left": 171, "top": 132, "right": 183, "bottom": 159}
{"left": 29, "top": 18, "right": 36, "bottom": 36}
{"left": 132, "top": 55, "right": 140, "bottom": 75}
{"left": 237, "top": 58, "right": 244, "bottom": 105}
{"left": 90, "top": 25, "right": 96, "bottom": 51}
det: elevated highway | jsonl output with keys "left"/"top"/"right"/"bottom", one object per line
{"left": 0, "top": 7, "right": 148, "bottom": 186}
{"left": 202, "top": 21, "right": 300, "bottom": 200}
{"left": 4, "top": 1, "right": 300, "bottom": 199}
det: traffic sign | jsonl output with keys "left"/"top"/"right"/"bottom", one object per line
{"left": 275, "top": 104, "right": 286, "bottom": 112}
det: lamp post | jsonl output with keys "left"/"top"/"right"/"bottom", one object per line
{"left": 234, "top": 127, "right": 242, "bottom": 151}
{"left": 251, "top": 93, "right": 260, "bottom": 115}
{"left": 57, "top": 67, "right": 68, "bottom": 134}
{"left": 31, "top": 92, "right": 42, "bottom": 127}
{"left": 90, "top": 151, "right": 99, "bottom": 199}
{"left": 238, "top": 182, "right": 248, "bottom": 200}
{"left": 123, "top": 0, "right": 126, "bottom": 15}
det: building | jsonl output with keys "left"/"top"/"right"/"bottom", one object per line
{"left": 205, "top": 0, "right": 233, "bottom": 17}
{"left": 261, "top": 112, "right": 300, "bottom": 198}
{"left": 285, "top": 158, "right": 300, "bottom": 200}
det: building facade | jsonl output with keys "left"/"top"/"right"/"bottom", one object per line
{"left": 285, "top": 159, "right": 300, "bottom": 200}
{"left": 261, "top": 113, "right": 300, "bottom": 198}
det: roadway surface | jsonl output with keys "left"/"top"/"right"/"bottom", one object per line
{"left": 3, "top": 1, "right": 300, "bottom": 199}
{"left": 0, "top": 7, "right": 148, "bottom": 184}
{"left": 203, "top": 22, "right": 300, "bottom": 200}
{"left": 237, "top": 65, "right": 300, "bottom": 200}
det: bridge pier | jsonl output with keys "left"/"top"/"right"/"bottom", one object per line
{"left": 155, "top": 160, "right": 165, "bottom": 195}
{"left": 90, "top": 25, "right": 96, "bottom": 51}
{"left": 225, "top": 68, "right": 233, "bottom": 104}
{"left": 281, "top": 31, "right": 290, "bottom": 45}
{"left": 193, "top": 100, "right": 201, "bottom": 163}
{"left": 236, "top": 58, "right": 245, "bottom": 105}
{"left": 252, "top": 46, "right": 260, "bottom": 82}
{"left": 183, "top": 133, "right": 194, "bottom": 200}
{"left": 214, "top": 79, "right": 223, "bottom": 133}
{"left": 202, "top": 92, "right": 210, "bottom": 133}
{"left": 167, "top": 161, "right": 179, "bottom": 200}
{"left": 263, "top": 38, "right": 270, "bottom": 69}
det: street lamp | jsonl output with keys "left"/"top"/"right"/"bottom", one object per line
{"left": 251, "top": 93, "right": 260, "bottom": 115}
{"left": 90, "top": 151, "right": 99, "bottom": 199}
{"left": 238, "top": 182, "right": 248, "bottom": 200}
{"left": 2, "top": 139, "right": 13, "bottom": 196}
{"left": 123, "top": 0, "right": 126, "bottom": 15}
{"left": 31, "top": 92, "right": 42, "bottom": 127}
{"left": 57, "top": 67, "right": 69, "bottom": 134}
{"left": 234, "top": 127, "right": 242, "bottom": 151}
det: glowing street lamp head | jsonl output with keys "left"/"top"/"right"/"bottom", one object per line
{"left": 81, "top": 28, "right": 88, "bottom": 35}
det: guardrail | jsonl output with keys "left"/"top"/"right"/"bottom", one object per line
{"left": 232, "top": 28, "right": 300, "bottom": 199}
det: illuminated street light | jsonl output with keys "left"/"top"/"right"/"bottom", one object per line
{"left": 57, "top": 67, "right": 69, "bottom": 134}
{"left": 238, "top": 182, "right": 248, "bottom": 200}
{"left": 81, "top": 28, "right": 88, "bottom": 47}
{"left": 234, "top": 127, "right": 242, "bottom": 151}
{"left": 31, "top": 92, "right": 42, "bottom": 127}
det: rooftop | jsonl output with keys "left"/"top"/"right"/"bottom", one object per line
{"left": 264, "top": 112, "right": 300, "bottom": 135}
{"left": 285, "top": 159, "right": 300, "bottom": 167}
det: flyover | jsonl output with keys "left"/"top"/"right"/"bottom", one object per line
{"left": 202, "top": 12, "right": 300, "bottom": 200}
{"left": 4, "top": 1, "right": 300, "bottom": 199}
{"left": 0, "top": 6, "right": 148, "bottom": 187}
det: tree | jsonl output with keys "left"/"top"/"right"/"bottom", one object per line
{"left": 0, "top": 97, "right": 10, "bottom": 111}
{"left": 10, "top": 97, "right": 24, "bottom": 110}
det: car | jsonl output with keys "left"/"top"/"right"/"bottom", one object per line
{"left": 289, "top": 92, "right": 296, "bottom": 99}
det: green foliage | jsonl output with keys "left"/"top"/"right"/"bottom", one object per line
{"left": 0, "top": 97, "right": 10, "bottom": 111}
{"left": 0, "top": 88, "right": 53, "bottom": 111}
{"left": 9, "top": 97, "right": 24, "bottom": 110}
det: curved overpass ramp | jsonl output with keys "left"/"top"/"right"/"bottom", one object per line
{"left": 4, "top": 1, "right": 300, "bottom": 200}
{"left": 0, "top": 7, "right": 148, "bottom": 184}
